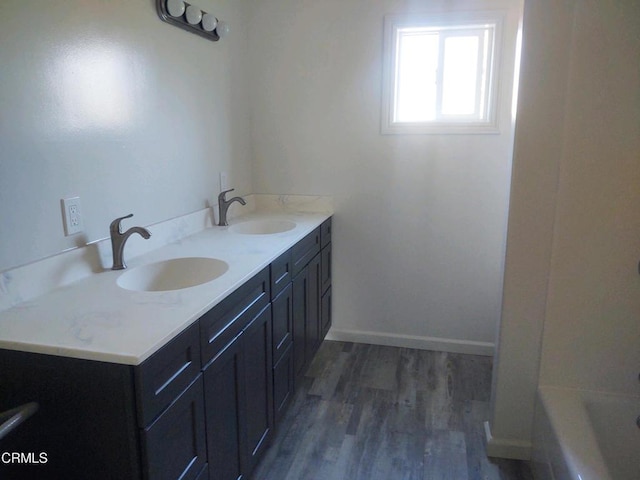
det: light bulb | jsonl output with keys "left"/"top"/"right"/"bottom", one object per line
{"left": 202, "top": 13, "right": 218, "bottom": 32}
{"left": 185, "top": 5, "right": 202, "bottom": 25}
{"left": 166, "top": 0, "right": 185, "bottom": 17}
{"left": 216, "top": 21, "right": 230, "bottom": 39}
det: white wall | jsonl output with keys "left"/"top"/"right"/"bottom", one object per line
{"left": 248, "top": 0, "right": 523, "bottom": 354}
{"left": 488, "top": 0, "right": 640, "bottom": 459}
{"left": 1, "top": 0, "right": 522, "bottom": 353}
{"left": 0, "top": 0, "right": 252, "bottom": 272}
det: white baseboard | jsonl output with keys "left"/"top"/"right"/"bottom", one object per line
{"left": 325, "top": 328, "right": 494, "bottom": 356}
{"left": 484, "top": 421, "right": 532, "bottom": 460}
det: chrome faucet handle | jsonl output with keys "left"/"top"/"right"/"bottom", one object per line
{"left": 110, "top": 213, "right": 134, "bottom": 234}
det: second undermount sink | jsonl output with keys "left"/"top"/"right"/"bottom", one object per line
{"left": 229, "top": 219, "right": 296, "bottom": 235}
{"left": 117, "top": 257, "right": 228, "bottom": 292}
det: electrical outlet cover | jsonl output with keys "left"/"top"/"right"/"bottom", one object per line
{"left": 61, "top": 197, "right": 84, "bottom": 236}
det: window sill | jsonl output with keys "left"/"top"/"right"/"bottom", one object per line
{"left": 381, "top": 121, "right": 500, "bottom": 135}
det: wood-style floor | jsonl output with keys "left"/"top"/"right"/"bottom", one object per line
{"left": 252, "top": 341, "right": 533, "bottom": 480}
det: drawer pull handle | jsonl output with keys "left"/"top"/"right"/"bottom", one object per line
{"left": 155, "top": 361, "right": 192, "bottom": 396}
{"left": 274, "top": 271, "right": 289, "bottom": 285}
{"left": 0, "top": 402, "right": 39, "bottom": 440}
{"left": 208, "top": 292, "right": 267, "bottom": 344}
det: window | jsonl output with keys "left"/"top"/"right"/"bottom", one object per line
{"left": 382, "top": 12, "right": 503, "bottom": 134}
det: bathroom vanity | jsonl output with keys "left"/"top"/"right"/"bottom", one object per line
{"left": 0, "top": 215, "right": 332, "bottom": 480}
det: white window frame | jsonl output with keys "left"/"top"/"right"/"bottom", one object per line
{"left": 381, "top": 11, "right": 504, "bottom": 135}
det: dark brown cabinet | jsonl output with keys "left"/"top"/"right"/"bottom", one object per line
{"left": 291, "top": 218, "right": 331, "bottom": 386}
{"left": 202, "top": 333, "right": 244, "bottom": 480}
{"left": 0, "top": 217, "right": 332, "bottom": 480}
{"left": 321, "top": 286, "right": 332, "bottom": 340}
{"left": 292, "top": 253, "right": 321, "bottom": 381}
{"left": 0, "top": 322, "right": 206, "bottom": 480}
{"left": 141, "top": 375, "right": 207, "bottom": 480}
{"left": 137, "top": 323, "right": 207, "bottom": 480}
{"left": 320, "top": 219, "right": 332, "bottom": 341}
{"left": 271, "top": 283, "right": 293, "bottom": 362}
{"left": 201, "top": 268, "right": 273, "bottom": 480}
{"left": 0, "top": 351, "right": 141, "bottom": 480}
{"left": 271, "top": 281, "right": 294, "bottom": 426}
{"left": 241, "top": 305, "right": 273, "bottom": 473}
{"left": 203, "top": 303, "right": 274, "bottom": 480}
{"left": 272, "top": 342, "right": 294, "bottom": 425}
{"left": 320, "top": 243, "right": 332, "bottom": 295}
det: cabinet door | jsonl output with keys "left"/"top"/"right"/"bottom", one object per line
{"left": 292, "top": 253, "right": 321, "bottom": 380}
{"left": 271, "top": 283, "right": 293, "bottom": 363}
{"left": 241, "top": 304, "right": 274, "bottom": 475}
{"left": 306, "top": 253, "right": 321, "bottom": 361}
{"left": 203, "top": 335, "right": 245, "bottom": 480}
{"left": 292, "top": 268, "right": 307, "bottom": 379}
{"left": 320, "top": 242, "right": 332, "bottom": 295}
{"left": 272, "top": 342, "right": 294, "bottom": 426}
{"left": 321, "top": 286, "right": 332, "bottom": 341}
{"left": 141, "top": 375, "right": 207, "bottom": 480}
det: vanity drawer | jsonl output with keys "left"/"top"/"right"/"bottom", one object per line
{"left": 135, "top": 321, "right": 201, "bottom": 427}
{"left": 291, "top": 227, "right": 320, "bottom": 277}
{"left": 270, "top": 248, "right": 292, "bottom": 299}
{"left": 200, "top": 267, "right": 270, "bottom": 367}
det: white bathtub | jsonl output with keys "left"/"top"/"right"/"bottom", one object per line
{"left": 532, "top": 386, "right": 640, "bottom": 480}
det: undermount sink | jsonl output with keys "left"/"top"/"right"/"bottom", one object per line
{"left": 117, "top": 257, "right": 228, "bottom": 292}
{"left": 229, "top": 219, "right": 296, "bottom": 235}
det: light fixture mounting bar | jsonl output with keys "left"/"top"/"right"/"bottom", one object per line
{"left": 156, "top": 0, "right": 221, "bottom": 42}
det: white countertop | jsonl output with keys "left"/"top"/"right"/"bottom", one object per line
{"left": 0, "top": 211, "right": 330, "bottom": 365}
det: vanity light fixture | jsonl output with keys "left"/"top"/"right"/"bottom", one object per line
{"left": 156, "top": 0, "right": 228, "bottom": 42}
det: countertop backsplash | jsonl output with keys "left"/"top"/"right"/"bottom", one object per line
{"left": 0, "top": 194, "right": 332, "bottom": 313}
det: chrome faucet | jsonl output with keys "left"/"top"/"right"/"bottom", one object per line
{"left": 217, "top": 189, "right": 246, "bottom": 226}
{"left": 110, "top": 214, "right": 151, "bottom": 270}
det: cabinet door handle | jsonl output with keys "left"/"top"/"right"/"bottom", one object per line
{"left": 0, "top": 402, "right": 39, "bottom": 440}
